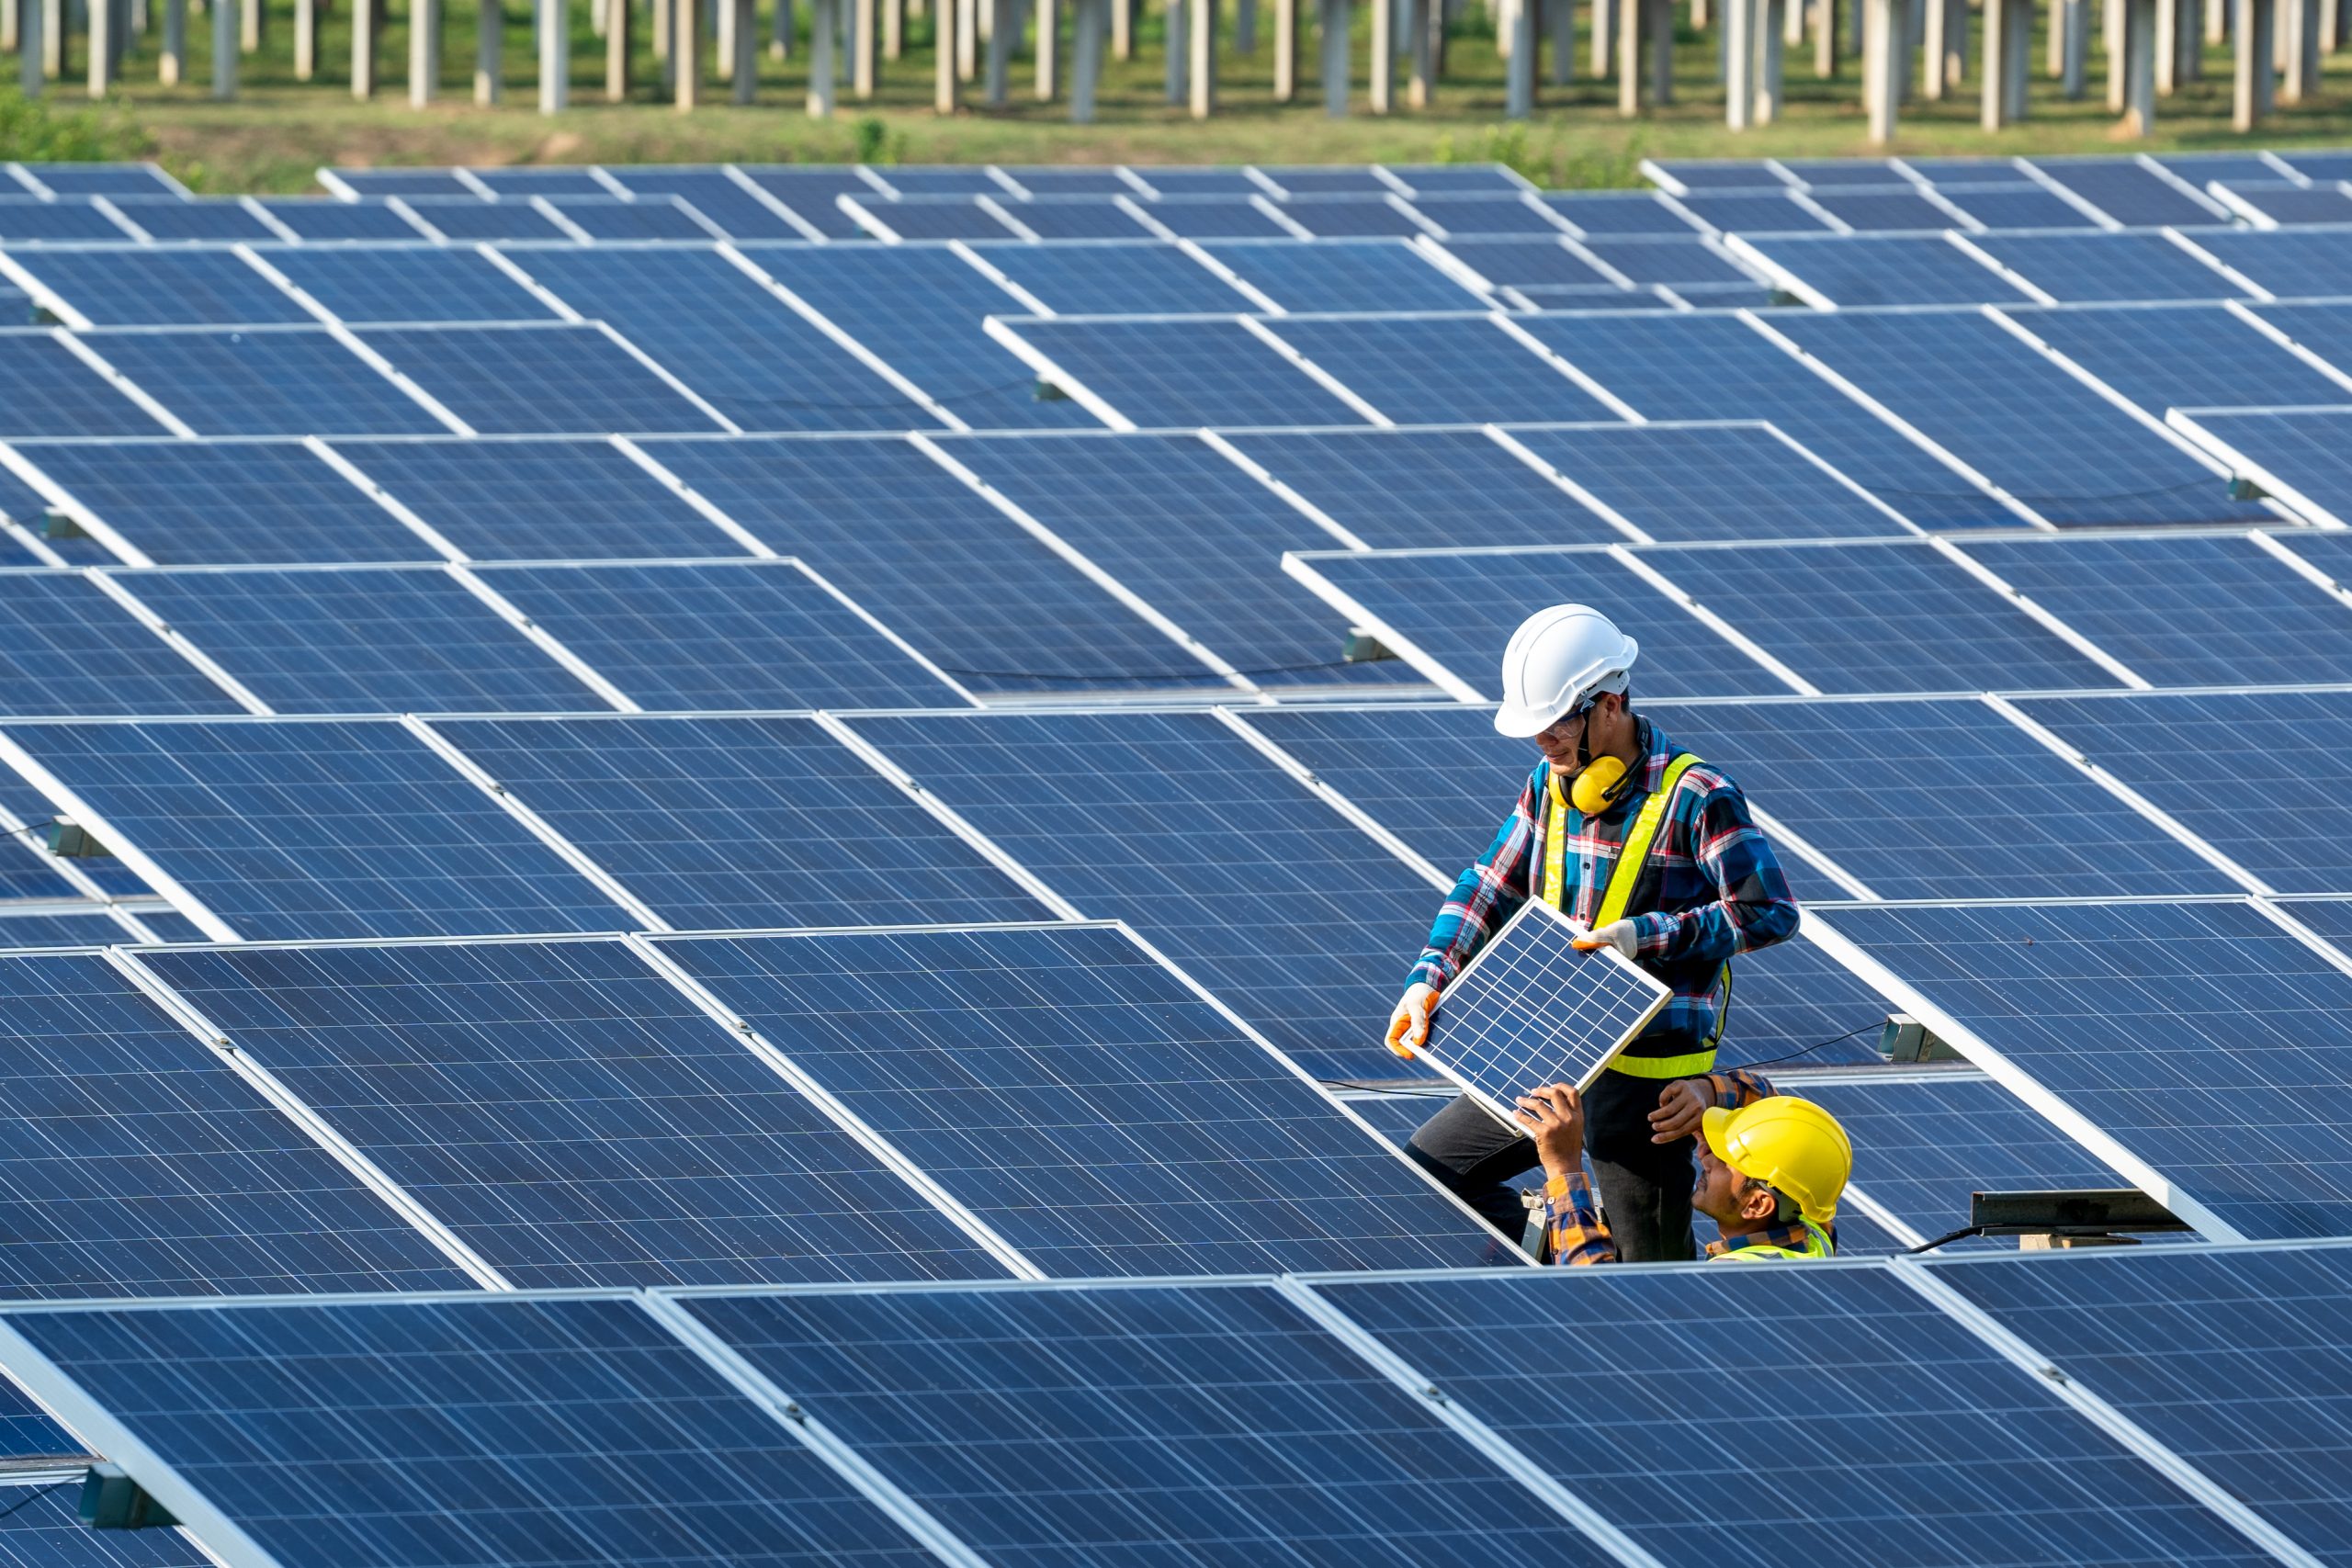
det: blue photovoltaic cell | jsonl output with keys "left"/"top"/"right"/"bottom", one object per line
{"left": 0, "top": 949, "right": 472, "bottom": 1296}
{"left": 1006, "top": 316, "right": 1369, "bottom": 427}
{"left": 1934, "top": 1243, "right": 2352, "bottom": 1557}
{"left": 1937, "top": 186, "right": 2105, "bottom": 229}
{"left": 639, "top": 435, "right": 1211, "bottom": 692}
{"left": 1769, "top": 310, "right": 2266, "bottom": 526}
{"left": 106, "top": 197, "right": 274, "bottom": 242}
{"left": 468, "top": 169, "right": 611, "bottom": 197}
{"left": 873, "top": 168, "right": 1008, "bottom": 195}
{"left": 1227, "top": 426, "right": 1630, "bottom": 548}
{"left": 1409, "top": 196, "right": 1569, "bottom": 236}
{"left": 322, "top": 169, "right": 477, "bottom": 197}
{"left": 17, "top": 440, "right": 429, "bottom": 563}
{"left": 1808, "top": 189, "right": 1960, "bottom": 231}
{"left": 1648, "top": 160, "right": 1786, "bottom": 190}
{"left": 1422, "top": 903, "right": 1667, "bottom": 1110}
{"left": 1125, "top": 197, "right": 1295, "bottom": 238}
{"left": 1821, "top": 898, "right": 2352, "bottom": 1241}
{"left": 1131, "top": 168, "right": 1268, "bottom": 196}
{"left": 0, "top": 1296, "right": 936, "bottom": 1568}
{"left": 991, "top": 199, "right": 1155, "bottom": 239}
{"left": 939, "top": 432, "right": 1417, "bottom": 688}
{"left": 1900, "top": 156, "right": 2041, "bottom": 186}
{"left": 2174, "top": 409, "right": 2352, "bottom": 526}
{"left": 740, "top": 169, "right": 876, "bottom": 237}
{"left": 15, "top": 164, "right": 179, "bottom": 196}
{"left": 1969, "top": 231, "right": 2247, "bottom": 302}
{"left": 601, "top": 168, "right": 807, "bottom": 240}
{"left": 664, "top": 924, "right": 1510, "bottom": 1271}
{"left": 1577, "top": 236, "right": 1758, "bottom": 285}
{"left": 746, "top": 244, "right": 1098, "bottom": 428}
{"left": 1272, "top": 198, "right": 1425, "bottom": 239}
{"left": 15, "top": 249, "right": 311, "bottom": 326}
{"left": 1506, "top": 285, "right": 1668, "bottom": 310}
{"left": 85, "top": 329, "right": 450, "bottom": 437}
{"left": 1670, "top": 191, "right": 1836, "bottom": 233}
{"left": 1391, "top": 164, "right": 1529, "bottom": 194}
{"left": 125, "top": 910, "right": 206, "bottom": 942}
{"left": 0, "top": 780, "right": 132, "bottom": 898}
{"left": 397, "top": 197, "right": 568, "bottom": 240}
{"left": 8, "top": 719, "right": 631, "bottom": 941}
{"left": 0, "top": 913, "right": 133, "bottom": 947}
{"left": 2032, "top": 159, "right": 2222, "bottom": 226}
{"left": 2216, "top": 185, "right": 2352, "bottom": 225}
{"left": 0, "top": 574, "right": 241, "bottom": 716}
{"left": 962, "top": 242, "right": 1247, "bottom": 314}
{"left": 264, "top": 246, "right": 558, "bottom": 323}
{"left": 1317, "top": 1267, "right": 2268, "bottom": 1566}
{"left": 1636, "top": 538, "right": 2122, "bottom": 693}
{"left": 2015, "top": 303, "right": 2352, "bottom": 414}
{"left": 328, "top": 435, "right": 746, "bottom": 560}
{"left": 1200, "top": 240, "right": 1486, "bottom": 311}
{"left": 122, "top": 567, "right": 596, "bottom": 714}
{"left": 2154, "top": 152, "right": 2287, "bottom": 186}
{"left": 431, "top": 716, "right": 1046, "bottom": 930}
{"left": 1796, "top": 1073, "right": 2132, "bottom": 1249}
{"left": 2280, "top": 152, "right": 2352, "bottom": 181}
{"left": 1954, "top": 532, "right": 2352, "bottom": 686}
{"left": 1736, "top": 234, "right": 2029, "bottom": 307}
{"left": 470, "top": 559, "right": 967, "bottom": 709}
{"left": 138, "top": 938, "right": 1008, "bottom": 1288}
{"left": 2179, "top": 229, "right": 2352, "bottom": 298}
{"left": 0, "top": 336, "right": 161, "bottom": 436}
{"left": 841, "top": 711, "right": 1459, "bottom": 1083}
{"left": 2018, "top": 690, "right": 2352, "bottom": 894}
{"left": 1289, "top": 547, "right": 1789, "bottom": 700}
{"left": 1259, "top": 316, "right": 1621, "bottom": 424}
{"left": 684, "top": 1283, "right": 1613, "bottom": 1568}
{"left": 1541, "top": 192, "right": 1701, "bottom": 235}
{"left": 354, "top": 324, "right": 728, "bottom": 435}
{"left": 0, "top": 1483, "right": 220, "bottom": 1565}
{"left": 1776, "top": 161, "right": 1906, "bottom": 186}
{"left": 2246, "top": 301, "right": 2352, "bottom": 385}
{"left": 1261, "top": 167, "right": 1392, "bottom": 194}
{"left": 1520, "top": 312, "right": 2017, "bottom": 530}
{"left": 1502, "top": 423, "right": 1916, "bottom": 540}
{"left": 1437, "top": 237, "right": 1618, "bottom": 286}
{"left": 1000, "top": 168, "right": 1140, "bottom": 196}
{"left": 547, "top": 197, "right": 717, "bottom": 240}
{"left": 0, "top": 200, "right": 135, "bottom": 241}
{"left": 845, "top": 197, "right": 1022, "bottom": 241}
{"left": 254, "top": 199, "right": 427, "bottom": 241}
{"left": 1654, "top": 695, "right": 2239, "bottom": 900}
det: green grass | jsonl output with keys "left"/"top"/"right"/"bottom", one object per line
{"left": 3, "top": 0, "right": 2346, "bottom": 192}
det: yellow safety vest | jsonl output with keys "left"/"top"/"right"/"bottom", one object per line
{"left": 1710, "top": 1221, "right": 1836, "bottom": 1262}
{"left": 1541, "top": 752, "right": 1730, "bottom": 1079}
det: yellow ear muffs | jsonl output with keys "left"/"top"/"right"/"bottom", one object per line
{"left": 1570, "top": 753, "right": 1628, "bottom": 815}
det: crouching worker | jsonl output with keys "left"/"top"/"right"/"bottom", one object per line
{"left": 1513, "top": 1074, "right": 1851, "bottom": 1264}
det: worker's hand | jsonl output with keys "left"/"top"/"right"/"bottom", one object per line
{"left": 1571, "top": 919, "right": 1639, "bottom": 959}
{"left": 1513, "top": 1084, "right": 1586, "bottom": 1181}
{"left": 1649, "top": 1077, "right": 1713, "bottom": 1144}
{"left": 1385, "top": 982, "right": 1439, "bottom": 1059}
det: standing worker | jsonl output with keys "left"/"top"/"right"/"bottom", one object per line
{"left": 1385, "top": 604, "right": 1801, "bottom": 1262}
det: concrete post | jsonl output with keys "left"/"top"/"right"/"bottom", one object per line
{"left": 40, "top": 0, "right": 60, "bottom": 77}
{"left": 775, "top": 0, "right": 792, "bottom": 59}
{"left": 2, "top": 0, "right": 14, "bottom": 57}
{"left": 1035, "top": 0, "right": 1054, "bottom": 92}
{"left": 540, "top": 0, "right": 567, "bottom": 103}
{"left": 86, "top": 0, "right": 111, "bottom": 95}
{"left": 1236, "top": 0, "right": 1252, "bottom": 45}
{"left": 673, "top": 0, "right": 699, "bottom": 97}
{"left": 2120, "top": 0, "right": 2153, "bottom": 124}
{"left": 1725, "top": 0, "right": 1750, "bottom": 119}
{"left": 1070, "top": 0, "right": 1101, "bottom": 112}
{"left": 1112, "top": 0, "right": 1127, "bottom": 56}
{"left": 1590, "top": 0, "right": 1609, "bottom": 73}
{"left": 1546, "top": 0, "right": 1570, "bottom": 75}
{"left": 730, "top": 0, "right": 754, "bottom": 92}
{"left": 1189, "top": 0, "right": 1214, "bottom": 110}
{"left": 714, "top": 0, "right": 730, "bottom": 72}
{"left": 352, "top": 0, "right": 376, "bottom": 90}
{"left": 955, "top": 0, "right": 973, "bottom": 73}
{"left": 17, "top": 0, "right": 40, "bottom": 91}
{"left": 211, "top": 0, "right": 235, "bottom": 91}
{"left": 933, "top": 0, "right": 956, "bottom": 102}
{"left": 160, "top": 0, "right": 183, "bottom": 77}
{"left": 241, "top": 0, "right": 257, "bottom": 50}
{"left": 2105, "top": 0, "right": 2123, "bottom": 107}
{"left": 2280, "top": 0, "right": 2311, "bottom": 95}
{"left": 852, "top": 0, "right": 873, "bottom": 85}
{"left": 883, "top": 0, "right": 899, "bottom": 55}
{"left": 1273, "top": 0, "right": 1295, "bottom": 93}
{"left": 809, "top": 0, "right": 835, "bottom": 104}
{"left": 985, "top": 0, "right": 1014, "bottom": 99}
{"left": 2233, "top": 0, "right": 2267, "bottom": 118}
{"left": 1864, "top": 0, "right": 1898, "bottom": 136}
{"left": 410, "top": 0, "right": 437, "bottom": 100}
{"left": 2059, "top": 0, "right": 2084, "bottom": 88}
{"left": 1318, "top": 0, "right": 1343, "bottom": 110}
{"left": 1162, "top": 0, "right": 1184, "bottom": 96}
{"left": 1615, "top": 0, "right": 1637, "bottom": 109}
{"left": 1758, "top": 0, "right": 1783, "bottom": 111}
{"left": 605, "top": 0, "right": 629, "bottom": 94}
{"left": 1369, "top": 0, "right": 1391, "bottom": 105}
{"left": 1503, "top": 0, "right": 1532, "bottom": 107}
{"left": 1815, "top": 0, "right": 1833, "bottom": 72}
{"left": 1648, "top": 0, "right": 1670, "bottom": 98}
{"left": 1403, "top": 0, "right": 1427, "bottom": 96}
{"left": 1981, "top": 0, "right": 2023, "bottom": 118}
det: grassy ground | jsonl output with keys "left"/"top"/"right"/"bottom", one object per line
{"left": 2, "top": 0, "right": 2346, "bottom": 192}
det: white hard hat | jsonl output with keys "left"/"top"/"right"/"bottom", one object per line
{"left": 1493, "top": 604, "right": 1639, "bottom": 739}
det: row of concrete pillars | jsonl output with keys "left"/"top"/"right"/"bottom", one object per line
{"left": 5, "top": 0, "right": 2337, "bottom": 127}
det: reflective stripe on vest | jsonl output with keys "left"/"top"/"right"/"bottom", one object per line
{"left": 1541, "top": 752, "right": 1725, "bottom": 1080}
{"left": 1708, "top": 1221, "right": 1835, "bottom": 1262}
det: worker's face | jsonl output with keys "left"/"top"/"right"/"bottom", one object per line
{"left": 1533, "top": 693, "right": 1620, "bottom": 773}
{"left": 1691, "top": 1144, "right": 1774, "bottom": 1227}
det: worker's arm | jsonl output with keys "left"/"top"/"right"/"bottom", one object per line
{"left": 1647, "top": 1068, "right": 1777, "bottom": 1143}
{"left": 1514, "top": 1084, "right": 1618, "bottom": 1266}
{"left": 1406, "top": 765, "right": 1544, "bottom": 993}
{"left": 1622, "top": 775, "right": 1800, "bottom": 968}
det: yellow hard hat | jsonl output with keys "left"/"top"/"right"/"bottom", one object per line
{"left": 1701, "top": 1097, "right": 1852, "bottom": 1225}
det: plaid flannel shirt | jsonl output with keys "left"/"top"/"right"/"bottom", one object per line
{"left": 1408, "top": 716, "right": 1800, "bottom": 1057}
{"left": 1541, "top": 1070, "right": 1834, "bottom": 1265}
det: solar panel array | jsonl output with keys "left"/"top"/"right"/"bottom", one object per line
{"left": 3, "top": 150, "right": 2352, "bottom": 1565}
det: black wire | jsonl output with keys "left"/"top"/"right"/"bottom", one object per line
{"left": 0, "top": 1481, "right": 73, "bottom": 1526}
{"left": 1724, "top": 1019, "right": 1884, "bottom": 1072}
{"left": 1905, "top": 1225, "right": 1986, "bottom": 1255}
{"left": 1320, "top": 1079, "right": 1457, "bottom": 1098}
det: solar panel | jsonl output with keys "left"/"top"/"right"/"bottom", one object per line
{"left": 353, "top": 323, "right": 729, "bottom": 435}
{"left": 1734, "top": 234, "right": 2029, "bottom": 307}
{"left": 265, "top": 246, "right": 560, "bottom": 323}
{"left": 1575, "top": 235, "right": 1759, "bottom": 285}
{"left": 1670, "top": 191, "right": 1837, "bottom": 233}
{"left": 0, "top": 199, "right": 136, "bottom": 242}
{"left": 2153, "top": 152, "right": 2288, "bottom": 186}
{"left": 2030, "top": 157, "right": 2222, "bottom": 225}
{"left": 682, "top": 1281, "right": 1620, "bottom": 1566}
{"left": 1002, "top": 316, "right": 1369, "bottom": 427}
{"left": 0, "top": 1482, "right": 214, "bottom": 1567}
{"left": 1807, "top": 188, "right": 1960, "bottom": 231}
{"left": 323, "top": 168, "right": 477, "bottom": 197}
{"left": 12, "top": 249, "right": 311, "bottom": 327}
{"left": 1817, "top": 897, "right": 2352, "bottom": 1241}
{"left": 1132, "top": 168, "right": 1267, "bottom": 196}
{"left": 1498, "top": 423, "right": 1917, "bottom": 540}
{"left": 0, "top": 334, "right": 164, "bottom": 436}
{"left": 1389, "top": 164, "right": 1529, "bottom": 194}
{"left": 0, "top": 1295, "right": 939, "bottom": 1568}
{"left": 0, "top": 948, "right": 473, "bottom": 1295}
{"left": 1650, "top": 160, "right": 1790, "bottom": 191}
{"left": 638, "top": 435, "right": 1217, "bottom": 692}
{"left": 2014, "top": 302, "right": 2352, "bottom": 414}
{"left": 2244, "top": 301, "right": 2352, "bottom": 385}
{"left": 1408, "top": 195, "right": 1572, "bottom": 236}
{"left": 429, "top": 715, "right": 1045, "bottom": 929}
{"left": 2212, "top": 183, "right": 2352, "bottom": 225}
{"left": 937, "top": 431, "right": 1417, "bottom": 687}
{"left": 2170, "top": 408, "right": 2352, "bottom": 527}
{"left": 16, "top": 439, "right": 430, "bottom": 563}
{"left": 839, "top": 710, "right": 1453, "bottom": 1081}
{"left": 1775, "top": 159, "right": 1907, "bottom": 186}
{"left": 83, "top": 328, "right": 450, "bottom": 437}
{"left": 1897, "top": 156, "right": 2041, "bottom": 186}
{"left": 1197, "top": 239, "right": 1485, "bottom": 311}
{"left": 138, "top": 936, "right": 1011, "bottom": 1288}
{"left": 1255, "top": 315, "right": 1622, "bottom": 423}
{"left": 735, "top": 168, "right": 874, "bottom": 237}
{"left": 661, "top": 923, "right": 1510, "bottom": 1270}
{"left": 469, "top": 169, "right": 611, "bottom": 197}
{"left": 1502, "top": 283, "right": 1669, "bottom": 308}
{"left": 104, "top": 197, "right": 275, "bottom": 243}
{"left": 1519, "top": 312, "right": 2020, "bottom": 530}
{"left": 0, "top": 573, "right": 241, "bottom": 716}
{"left": 0, "top": 779, "right": 144, "bottom": 898}
{"left": 1274, "top": 197, "right": 1429, "bottom": 238}
{"left": 0, "top": 911, "right": 137, "bottom": 947}
{"left": 547, "top": 196, "right": 718, "bottom": 240}
{"left": 743, "top": 243, "right": 1098, "bottom": 428}
{"left": 1936, "top": 186, "right": 2105, "bottom": 230}
{"left": 254, "top": 198, "right": 427, "bottom": 242}
{"left": 846, "top": 196, "right": 1024, "bottom": 241}
{"left": 988, "top": 198, "right": 1154, "bottom": 239}
{"left": 1125, "top": 197, "right": 1296, "bottom": 238}
{"left": 7, "top": 718, "right": 634, "bottom": 940}
{"left": 2180, "top": 229, "right": 2352, "bottom": 297}
{"left": 1224, "top": 426, "right": 1631, "bottom": 548}
{"left": 874, "top": 168, "right": 1009, "bottom": 195}
{"left": 2016, "top": 689, "right": 2352, "bottom": 893}
{"left": 1952, "top": 531, "right": 2352, "bottom": 686}
{"left": 1769, "top": 310, "right": 2265, "bottom": 526}
{"left": 2280, "top": 152, "right": 2352, "bottom": 182}
{"left": 600, "top": 168, "right": 807, "bottom": 239}
{"left": 1539, "top": 191, "right": 1701, "bottom": 236}
{"left": 17, "top": 164, "right": 181, "bottom": 196}
{"left": 468, "top": 559, "right": 967, "bottom": 709}
{"left": 1261, "top": 166, "right": 1393, "bottom": 194}
{"left": 327, "top": 435, "right": 745, "bottom": 560}
{"left": 1966, "top": 231, "right": 2245, "bottom": 302}
{"left": 1437, "top": 236, "right": 1619, "bottom": 285}
{"left": 1316, "top": 1265, "right": 2274, "bottom": 1563}
{"left": 396, "top": 197, "right": 569, "bottom": 240}
{"left": 960, "top": 240, "right": 1247, "bottom": 313}
{"left": 1657, "top": 694, "right": 2237, "bottom": 899}
{"left": 999, "top": 167, "right": 1140, "bottom": 195}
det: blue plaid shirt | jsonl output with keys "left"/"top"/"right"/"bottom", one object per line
{"left": 1408, "top": 716, "right": 1800, "bottom": 1055}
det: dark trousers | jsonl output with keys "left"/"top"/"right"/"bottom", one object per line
{"left": 1406, "top": 1073, "right": 1701, "bottom": 1262}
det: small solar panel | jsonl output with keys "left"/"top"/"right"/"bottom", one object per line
{"left": 2245, "top": 301, "right": 2352, "bottom": 385}
{"left": 9, "top": 718, "right": 634, "bottom": 940}
{"left": 1968, "top": 231, "right": 2246, "bottom": 302}
{"left": 1501, "top": 423, "right": 1915, "bottom": 540}
{"left": 1132, "top": 168, "right": 1268, "bottom": 196}
{"left": 961, "top": 240, "right": 1246, "bottom": 313}
{"left": 0, "top": 199, "right": 137, "bottom": 242}
{"left": 430, "top": 715, "right": 1046, "bottom": 929}
{"left": 1000, "top": 168, "right": 1137, "bottom": 196}
{"left": 990, "top": 198, "right": 1155, "bottom": 239}
{"left": 2030, "top": 157, "right": 2222, "bottom": 225}
{"left": 1257, "top": 315, "right": 1621, "bottom": 424}
{"left": 0, "top": 948, "right": 473, "bottom": 1296}
{"left": 469, "top": 168, "right": 611, "bottom": 197}
{"left": 2279, "top": 152, "right": 2352, "bottom": 182}
{"left": 872, "top": 167, "right": 1009, "bottom": 196}
{"left": 17, "top": 440, "right": 430, "bottom": 563}
{"left": 0, "top": 573, "right": 241, "bottom": 716}
{"left": 601, "top": 168, "right": 808, "bottom": 240}
{"left": 1539, "top": 191, "right": 1701, "bottom": 236}
{"left": 254, "top": 198, "right": 428, "bottom": 242}
{"left": 83, "top": 328, "right": 450, "bottom": 436}
{"left": 2017, "top": 302, "right": 2352, "bottom": 414}
{"left": 0, "top": 334, "right": 165, "bottom": 436}
{"left": 738, "top": 167, "right": 876, "bottom": 237}
{"left": 1408, "top": 195, "right": 1571, "bottom": 236}
{"left": 354, "top": 323, "right": 728, "bottom": 435}
{"left": 105, "top": 197, "right": 275, "bottom": 242}
{"left": 1002, "top": 316, "right": 1370, "bottom": 427}
{"left": 0, "top": 1295, "right": 938, "bottom": 1568}
{"left": 0, "top": 1480, "right": 217, "bottom": 1565}
{"left": 1576, "top": 235, "right": 1759, "bottom": 285}
{"left": 1125, "top": 196, "right": 1296, "bottom": 238}
{"left": 1199, "top": 239, "right": 1485, "bottom": 311}
{"left": 1807, "top": 188, "right": 1959, "bottom": 231}
{"left": 1438, "top": 236, "right": 1619, "bottom": 285}
{"left": 1671, "top": 191, "right": 1837, "bottom": 233}
{"left": 1274, "top": 197, "right": 1429, "bottom": 238}
{"left": 2212, "top": 183, "right": 2352, "bottom": 225}
{"left": 138, "top": 937, "right": 1011, "bottom": 1288}
{"left": 1938, "top": 186, "right": 2105, "bottom": 230}
{"left": 1227, "top": 426, "right": 1630, "bottom": 548}
{"left": 2173, "top": 408, "right": 2352, "bottom": 527}
{"left": 1898, "top": 156, "right": 2041, "bottom": 186}
{"left": 0, "top": 911, "right": 139, "bottom": 947}
{"left": 683, "top": 1281, "right": 1618, "bottom": 1567}
{"left": 1736, "top": 233, "right": 2029, "bottom": 307}
{"left": 2180, "top": 229, "right": 2352, "bottom": 298}
{"left": 844, "top": 196, "right": 1023, "bottom": 241}
{"left": 1391, "top": 164, "right": 1530, "bottom": 194}
{"left": 322, "top": 168, "right": 477, "bottom": 197}
{"left": 547, "top": 196, "right": 717, "bottom": 240}
{"left": 14, "top": 249, "right": 311, "bottom": 326}
{"left": 662, "top": 923, "right": 1510, "bottom": 1271}
{"left": 1776, "top": 160, "right": 1907, "bottom": 187}
{"left": 17, "top": 164, "right": 181, "bottom": 196}
{"left": 1419, "top": 902, "right": 1670, "bottom": 1117}
{"left": 266, "top": 246, "right": 560, "bottom": 323}
{"left": 397, "top": 197, "right": 568, "bottom": 241}
{"left": 1261, "top": 166, "right": 1393, "bottom": 194}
